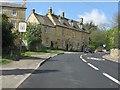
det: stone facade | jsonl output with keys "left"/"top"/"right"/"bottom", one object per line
{"left": 0, "top": 1, "right": 26, "bottom": 30}
{"left": 27, "top": 8, "right": 90, "bottom": 51}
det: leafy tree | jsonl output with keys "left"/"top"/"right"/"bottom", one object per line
{"left": 89, "top": 30, "right": 106, "bottom": 49}
{"left": 104, "top": 13, "right": 120, "bottom": 49}
{"left": 84, "top": 21, "right": 98, "bottom": 32}
{"left": 24, "top": 23, "right": 42, "bottom": 51}
{"left": 84, "top": 22, "right": 106, "bottom": 50}
{"left": 1, "top": 14, "right": 14, "bottom": 54}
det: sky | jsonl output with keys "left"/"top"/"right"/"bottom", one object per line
{"left": 1, "top": 0, "right": 119, "bottom": 29}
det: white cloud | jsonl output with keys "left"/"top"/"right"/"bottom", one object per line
{"left": 56, "top": 9, "right": 64, "bottom": 15}
{"left": 78, "top": 9, "right": 108, "bottom": 26}
{"left": 38, "top": 10, "right": 43, "bottom": 15}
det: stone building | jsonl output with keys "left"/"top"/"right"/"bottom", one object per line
{"left": 27, "top": 8, "right": 90, "bottom": 51}
{"left": 0, "top": 0, "right": 27, "bottom": 30}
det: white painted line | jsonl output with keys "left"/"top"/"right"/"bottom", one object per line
{"left": 82, "top": 58, "right": 87, "bottom": 62}
{"left": 103, "top": 73, "right": 120, "bottom": 85}
{"left": 87, "top": 63, "right": 99, "bottom": 70}
{"left": 87, "top": 57, "right": 105, "bottom": 61}
{"left": 84, "top": 54, "right": 87, "bottom": 55}
{"left": 80, "top": 55, "right": 82, "bottom": 59}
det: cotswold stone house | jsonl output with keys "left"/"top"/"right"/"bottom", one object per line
{"left": 0, "top": 0, "right": 26, "bottom": 30}
{"left": 27, "top": 8, "right": 90, "bottom": 51}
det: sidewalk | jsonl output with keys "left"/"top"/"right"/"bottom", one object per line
{"left": 103, "top": 54, "right": 120, "bottom": 63}
{"left": 1, "top": 53, "right": 57, "bottom": 88}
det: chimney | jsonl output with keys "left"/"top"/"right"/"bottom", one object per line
{"left": 79, "top": 18, "right": 83, "bottom": 29}
{"left": 80, "top": 18, "right": 83, "bottom": 25}
{"left": 61, "top": 12, "right": 65, "bottom": 18}
{"left": 31, "top": 8, "right": 35, "bottom": 13}
{"left": 23, "top": 0, "right": 26, "bottom": 7}
{"left": 48, "top": 7, "right": 52, "bottom": 14}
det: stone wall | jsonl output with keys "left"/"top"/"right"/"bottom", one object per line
{"left": 110, "top": 49, "right": 120, "bottom": 59}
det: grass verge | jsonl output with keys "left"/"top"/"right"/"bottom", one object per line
{"left": 23, "top": 50, "right": 64, "bottom": 57}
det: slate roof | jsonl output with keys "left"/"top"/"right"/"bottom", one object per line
{"left": 0, "top": 2, "right": 26, "bottom": 9}
{"left": 50, "top": 13, "right": 83, "bottom": 31}
{"left": 34, "top": 13, "right": 54, "bottom": 27}
{"left": 29, "top": 9, "right": 89, "bottom": 33}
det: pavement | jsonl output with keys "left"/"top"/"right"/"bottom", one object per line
{"left": 18, "top": 52, "right": 119, "bottom": 88}
{"left": 103, "top": 54, "right": 120, "bottom": 63}
{"left": 1, "top": 53, "right": 57, "bottom": 89}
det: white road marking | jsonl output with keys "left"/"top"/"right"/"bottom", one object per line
{"left": 87, "top": 63, "right": 99, "bottom": 70}
{"left": 80, "top": 55, "right": 82, "bottom": 59}
{"left": 84, "top": 54, "right": 87, "bottom": 55}
{"left": 81, "top": 58, "right": 87, "bottom": 62}
{"left": 80, "top": 55, "right": 87, "bottom": 62}
{"left": 103, "top": 73, "right": 120, "bottom": 85}
{"left": 87, "top": 57, "right": 105, "bottom": 61}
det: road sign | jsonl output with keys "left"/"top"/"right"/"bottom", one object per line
{"left": 19, "top": 22, "right": 26, "bottom": 32}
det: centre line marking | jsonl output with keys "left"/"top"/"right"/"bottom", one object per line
{"left": 82, "top": 58, "right": 87, "bottom": 62}
{"left": 103, "top": 73, "right": 120, "bottom": 85}
{"left": 80, "top": 55, "right": 82, "bottom": 59}
{"left": 87, "top": 63, "right": 99, "bottom": 70}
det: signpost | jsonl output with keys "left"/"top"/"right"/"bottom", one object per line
{"left": 18, "top": 22, "right": 26, "bottom": 54}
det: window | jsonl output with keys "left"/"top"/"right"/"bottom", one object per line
{"left": 62, "top": 29, "right": 64, "bottom": 37}
{"left": 11, "top": 20, "right": 16, "bottom": 28}
{"left": 62, "top": 40, "right": 64, "bottom": 48}
{"left": 59, "top": 17, "right": 64, "bottom": 24}
{"left": 72, "top": 32, "right": 75, "bottom": 38}
{"left": 77, "top": 43, "right": 80, "bottom": 48}
{"left": 45, "top": 27, "right": 50, "bottom": 33}
{"left": 12, "top": 9, "right": 17, "bottom": 16}
{"left": 46, "top": 38, "right": 49, "bottom": 47}
{"left": 79, "top": 24, "right": 83, "bottom": 29}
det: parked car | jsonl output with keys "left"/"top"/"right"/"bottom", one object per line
{"left": 84, "top": 47, "right": 94, "bottom": 53}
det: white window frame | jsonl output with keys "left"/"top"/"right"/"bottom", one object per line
{"left": 12, "top": 9, "right": 17, "bottom": 16}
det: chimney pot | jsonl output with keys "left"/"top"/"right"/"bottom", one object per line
{"left": 48, "top": 7, "right": 52, "bottom": 14}
{"left": 61, "top": 12, "right": 65, "bottom": 18}
{"left": 80, "top": 18, "right": 83, "bottom": 25}
{"left": 31, "top": 8, "right": 35, "bottom": 13}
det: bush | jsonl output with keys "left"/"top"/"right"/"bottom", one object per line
{"left": 23, "top": 23, "right": 42, "bottom": 51}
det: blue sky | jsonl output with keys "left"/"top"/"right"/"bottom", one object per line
{"left": 25, "top": 2, "right": 118, "bottom": 29}
{"left": 2, "top": 0, "right": 118, "bottom": 29}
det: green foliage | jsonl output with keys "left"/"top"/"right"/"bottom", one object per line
{"left": 89, "top": 30, "right": 106, "bottom": 49}
{"left": 84, "top": 22, "right": 105, "bottom": 49}
{"left": 1, "top": 14, "right": 14, "bottom": 54}
{"left": 104, "top": 26, "right": 120, "bottom": 49}
{"left": 24, "top": 23, "right": 42, "bottom": 51}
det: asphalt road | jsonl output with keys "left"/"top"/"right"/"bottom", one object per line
{"left": 18, "top": 52, "right": 120, "bottom": 88}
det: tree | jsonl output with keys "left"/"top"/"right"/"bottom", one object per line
{"left": 84, "top": 22, "right": 106, "bottom": 50}
{"left": 1, "top": 14, "right": 14, "bottom": 54}
{"left": 24, "top": 23, "right": 42, "bottom": 51}
{"left": 89, "top": 30, "right": 106, "bottom": 49}
{"left": 84, "top": 21, "right": 98, "bottom": 32}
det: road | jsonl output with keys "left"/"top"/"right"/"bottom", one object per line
{"left": 18, "top": 52, "right": 120, "bottom": 88}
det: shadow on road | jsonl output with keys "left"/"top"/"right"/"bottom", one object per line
{"left": 22, "top": 56, "right": 48, "bottom": 60}
{"left": 1, "top": 69, "right": 60, "bottom": 75}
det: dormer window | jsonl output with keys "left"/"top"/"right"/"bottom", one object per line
{"left": 58, "top": 16, "right": 64, "bottom": 24}
{"left": 71, "top": 22, "right": 74, "bottom": 26}
{"left": 68, "top": 20, "right": 73, "bottom": 26}
{"left": 79, "top": 24, "right": 83, "bottom": 29}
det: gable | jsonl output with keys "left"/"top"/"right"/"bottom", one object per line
{"left": 27, "top": 13, "right": 39, "bottom": 24}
